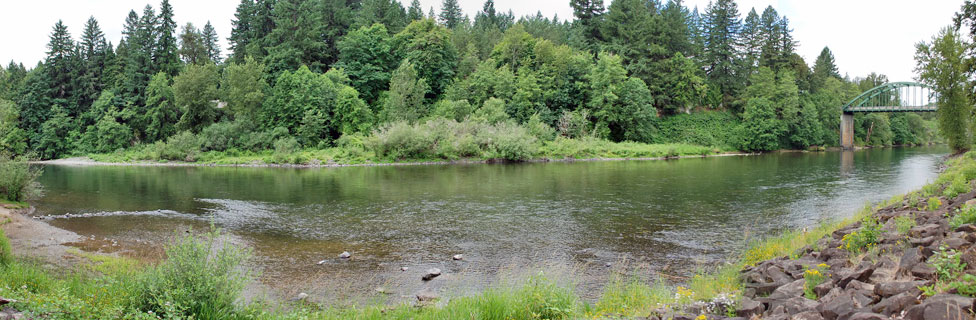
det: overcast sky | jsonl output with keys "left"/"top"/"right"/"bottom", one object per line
{"left": 0, "top": 0, "right": 964, "bottom": 81}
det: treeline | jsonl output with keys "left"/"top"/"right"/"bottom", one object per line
{"left": 0, "top": 0, "right": 938, "bottom": 161}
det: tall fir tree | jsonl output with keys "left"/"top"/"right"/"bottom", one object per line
{"left": 203, "top": 21, "right": 221, "bottom": 63}
{"left": 811, "top": 46, "right": 840, "bottom": 92}
{"left": 407, "top": 0, "right": 424, "bottom": 21}
{"left": 703, "top": 0, "right": 742, "bottom": 103}
{"left": 179, "top": 23, "right": 209, "bottom": 65}
{"left": 354, "top": 0, "right": 408, "bottom": 33}
{"left": 570, "top": 0, "right": 605, "bottom": 49}
{"left": 45, "top": 21, "right": 77, "bottom": 113}
{"left": 228, "top": 0, "right": 254, "bottom": 63}
{"left": 78, "top": 17, "right": 107, "bottom": 110}
{"left": 156, "top": 0, "right": 181, "bottom": 76}
{"left": 439, "top": 0, "right": 463, "bottom": 29}
{"left": 740, "top": 8, "right": 761, "bottom": 71}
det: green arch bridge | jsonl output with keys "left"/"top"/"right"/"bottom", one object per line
{"left": 840, "top": 82, "right": 937, "bottom": 149}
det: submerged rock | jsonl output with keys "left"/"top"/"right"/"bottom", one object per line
{"left": 422, "top": 268, "right": 442, "bottom": 281}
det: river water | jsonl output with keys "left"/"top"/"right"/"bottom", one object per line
{"left": 31, "top": 146, "right": 948, "bottom": 303}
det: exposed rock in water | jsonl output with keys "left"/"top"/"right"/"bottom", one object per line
{"left": 290, "top": 292, "right": 309, "bottom": 302}
{"left": 452, "top": 254, "right": 463, "bottom": 261}
{"left": 400, "top": 266, "right": 409, "bottom": 271}
{"left": 338, "top": 251, "right": 351, "bottom": 259}
{"left": 416, "top": 290, "right": 438, "bottom": 303}
{"left": 422, "top": 268, "right": 441, "bottom": 281}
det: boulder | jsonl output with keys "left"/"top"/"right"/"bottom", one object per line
{"left": 911, "top": 263, "right": 937, "bottom": 280}
{"left": 768, "top": 279, "right": 805, "bottom": 300}
{"left": 817, "top": 291, "right": 855, "bottom": 320}
{"left": 943, "top": 237, "right": 970, "bottom": 251}
{"left": 814, "top": 281, "right": 835, "bottom": 298}
{"left": 905, "top": 297, "right": 974, "bottom": 320}
{"left": 955, "top": 224, "right": 976, "bottom": 233}
{"left": 422, "top": 268, "right": 442, "bottom": 281}
{"left": 927, "top": 294, "right": 976, "bottom": 312}
{"left": 338, "top": 251, "right": 351, "bottom": 259}
{"left": 874, "top": 281, "right": 927, "bottom": 298}
{"left": 872, "top": 292, "right": 919, "bottom": 315}
{"left": 848, "top": 312, "right": 888, "bottom": 320}
{"left": 793, "top": 311, "right": 825, "bottom": 320}
{"left": 452, "top": 254, "right": 463, "bottom": 261}
{"left": 910, "top": 236, "right": 937, "bottom": 247}
{"left": 416, "top": 290, "right": 439, "bottom": 302}
{"left": 736, "top": 297, "right": 763, "bottom": 318}
{"left": 837, "top": 262, "right": 876, "bottom": 289}
{"left": 766, "top": 296, "right": 818, "bottom": 315}
{"left": 899, "top": 247, "right": 923, "bottom": 276}
{"left": 910, "top": 224, "right": 944, "bottom": 238}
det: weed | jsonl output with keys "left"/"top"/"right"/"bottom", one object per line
{"left": 894, "top": 215, "right": 917, "bottom": 234}
{"left": 803, "top": 263, "right": 830, "bottom": 299}
{"left": 841, "top": 216, "right": 881, "bottom": 254}
{"left": 927, "top": 196, "right": 942, "bottom": 211}
{"left": 929, "top": 245, "right": 966, "bottom": 281}
{"left": 951, "top": 204, "right": 976, "bottom": 229}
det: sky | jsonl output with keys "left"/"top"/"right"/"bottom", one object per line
{"left": 0, "top": 0, "right": 964, "bottom": 81}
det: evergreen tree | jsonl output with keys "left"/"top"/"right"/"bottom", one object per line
{"left": 46, "top": 20, "right": 80, "bottom": 118}
{"left": 78, "top": 17, "right": 107, "bottom": 110}
{"left": 265, "top": 0, "right": 353, "bottom": 75}
{"left": 247, "top": 0, "right": 277, "bottom": 60}
{"left": 355, "top": 0, "right": 408, "bottom": 33}
{"left": 228, "top": 0, "right": 254, "bottom": 63}
{"left": 660, "top": 0, "right": 693, "bottom": 57}
{"left": 570, "top": 0, "right": 605, "bottom": 48}
{"left": 703, "top": 0, "right": 742, "bottom": 103}
{"left": 145, "top": 72, "right": 180, "bottom": 142}
{"left": 408, "top": 0, "right": 424, "bottom": 21}
{"left": 811, "top": 46, "right": 840, "bottom": 92}
{"left": 393, "top": 19, "right": 457, "bottom": 97}
{"left": 740, "top": 8, "right": 761, "bottom": 71}
{"left": 179, "top": 23, "right": 208, "bottom": 65}
{"left": 203, "top": 22, "right": 221, "bottom": 63}
{"left": 439, "top": 0, "right": 463, "bottom": 28}
{"left": 156, "top": 0, "right": 181, "bottom": 76}
{"left": 474, "top": 0, "right": 499, "bottom": 30}
{"left": 336, "top": 24, "right": 398, "bottom": 105}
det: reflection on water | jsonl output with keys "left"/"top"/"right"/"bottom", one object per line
{"left": 33, "top": 146, "right": 948, "bottom": 302}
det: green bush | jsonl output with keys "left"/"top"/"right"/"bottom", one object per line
{"left": 803, "top": 263, "right": 830, "bottom": 299}
{"left": 927, "top": 196, "right": 943, "bottom": 211}
{"left": 930, "top": 245, "right": 966, "bottom": 281}
{"left": 132, "top": 229, "right": 252, "bottom": 319}
{"left": 894, "top": 215, "right": 917, "bottom": 234}
{"left": 951, "top": 204, "right": 976, "bottom": 229}
{"left": 0, "top": 153, "right": 42, "bottom": 202}
{"left": 943, "top": 175, "right": 971, "bottom": 198}
{"left": 840, "top": 216, "right": 881, "bottom": 254}
{"left": 157, "top": 131, "right": 202, "bottom": 162}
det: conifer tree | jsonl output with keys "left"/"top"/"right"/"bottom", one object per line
{"left": 407, "top": 0, "right": 424, "bottom": 21}
{"left": 228, "top": 0, "right": 254, "bottom": 63}
{"left": 703, "top": 0, "right": 742, "bottom": 103}
{"left": 203, "top": 22, "right": 221, "bottom": 63}
{"left": 45, "top": 21, "right": 76, "bottom": 112}
{"left": 439, "top": 0, "right": 463, "bottom": 28}
{"left": 156, "top": 0, "right": 181, "bottom": 76}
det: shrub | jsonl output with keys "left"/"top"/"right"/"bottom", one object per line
{"left": 943, "top": 175, "right": 971, "bottom": 198}
{"left": 952, "top": 204, "right": 976, "bottom": 228}
{"left": 894, "top": 215, "right": 917, "bottom": 234}
{"left": 131, "top": 229, "right": 252, "bottom": 319}
{"left": 484, "top": 122, "right": 539, "bottom": 161}
{"left": 841, "top": 217, "right": 881, "bottom": 254}
{"left": 950, "top": 274, "right": 976, "bottom": 297}
{"left": 803, "top": 263, "right": 830, "bottom": 299}
{"left": 930, "top": 245, "right": 966, "bottom": 281}
{"left": 159, "top": 131, "right": 202, "bottom": 162}
{"left": 927, "top": 197, "right": 943, "bottom": 211}
{"left": 0, "top": 153, "right": 42, "bottom": 202}
{"left": 199, "top": 121, "right": 247, "bottom": 152}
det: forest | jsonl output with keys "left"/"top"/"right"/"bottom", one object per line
{"left": 0, "top": 0, "right": 941, "bottom": 162}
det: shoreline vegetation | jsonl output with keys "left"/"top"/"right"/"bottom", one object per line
{"left": 2, "top": 149, "right": 971, "bottom": 319}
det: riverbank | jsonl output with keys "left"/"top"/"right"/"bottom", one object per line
{"left": 2, "top": 149, "right": 964, "bottom": 319}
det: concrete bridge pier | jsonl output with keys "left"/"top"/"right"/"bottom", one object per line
{"left": 840, "top": 112, "right": 855, "bottom": 150}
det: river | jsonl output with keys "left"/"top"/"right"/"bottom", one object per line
{"left": 31, "top": 146, "right": 948, "bottom": 303}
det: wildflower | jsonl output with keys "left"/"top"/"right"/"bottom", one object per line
{"left": 817, "top": 263, "right": 828, "bottom": 268}
{"left": 696, "top": 315, "right": 707, "bottom": 320}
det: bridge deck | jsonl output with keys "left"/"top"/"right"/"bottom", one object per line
{"left": 844, "top": 105, "right": 938, "bottom": 112}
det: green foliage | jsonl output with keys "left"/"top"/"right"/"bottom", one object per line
{"left": 132, "top": 229, "right": 251, "bottom": 319}
{"left": 383, "top": 60, "right": 428, "bottom": 122}
{"left": 173, "top": 64, "right": 219, "bottom": 133}
{"left": 0, "top": 100, "right": 27, "bottom": 155}
{"left": 951, "top": 203, "right": 976, "bottom": 229}
{"left": 803, "top": 263, "right": 830, "bottom": 300}
{"left": 943, "top": 174, "right": 971, "bottom": 198}
{"left": 145, "top": 73, "right": 180, "bottom": 142}
{"left": 220, "top": 57, "right": 267, "bottom": 121}
{"left": 840, "top": 216, "right": 880, "bottom": 254}
{"left": 336, "top": 23, "right": 398, "bottom": 104}
{"left": 929, "top": 245, "right": 966, "bottom": 281}
{"left": 586, "top": 53, "right": 656, "bottom": 143}
{"left": 430, "top": 99, "right": 474, "bottom": 121}
{"left": 332, "top": 86, "right": 374, "bottom": 136}
{"left": 655, "top": 111, "right": 736, "bottom": 149}
{"left": 915, "top": 27, "right": 972, "bottom": 152}
{"left": 471, "top": 97, "right": 510, "bottom": 124}
{"left": 367, "top": 118, "right": 538, "bottom": 161}
{"left": 928, "top": 196, "right": 943, "bottom": 211}
{"left": 950, "top": 274, "right": 976, "bottom": 297}
{"left": 263, "top": 66, "right": 338, "bottom": 133}
{"left": 894, "top": 215, "right": 917, "bottom": 234}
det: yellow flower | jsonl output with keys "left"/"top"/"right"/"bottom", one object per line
{"left": 817, "top": 263, "right": 828, "bottom": 268}
{"left": 696, "top": 315, "right": 707, "bottom": 320}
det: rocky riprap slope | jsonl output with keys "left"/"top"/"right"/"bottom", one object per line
{"left": 653, "top": 186, "right": 976, "bottom": 319}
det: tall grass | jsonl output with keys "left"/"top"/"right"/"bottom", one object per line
{"left": 0, "top": 153, "right": 42, "bottom": 202}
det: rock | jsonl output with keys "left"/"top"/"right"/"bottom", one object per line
{"left": 905, "top": 296, "right": 974, "bottom": 320}
{"left": 793, "top": 311, "right": 825, "bottom": 320}
{"left": 872, "top": 292, "right": 919, "bottom": 315}
{"left": 400, "top": 266, "right": 409, "bottom": 271}
{"left": 899, "top": 247, "right": 923, "bottom": 276}
{"left": 766, "top": 296, "right": 818, "bottom": 315}
{"left": 910, "top": 224, "right": 944, "bottom": 238}
{"left": 768, "top": 279, "right": 805, "bottom": 300}
{"left": 818, "top": 291, "right": 855, "bottom": 320}
{"left": 821, "top": 248, "right": 850, "bottom": 261}
{"left": 837, "top": 262, "right": 876, "bottom": 289}
{"left": 290, "top": 292, "right": 309, "bottom": 302}
{"left": 452, "top": 254, "right": 463, "bottom": 261}
{"left": 851, "top": 290, "right": 877, "bottom": 308}
{"left": 943, "top": 237, "right": 970, "bottom": 250}
{"left": 955, "top": 224, "right": 976, "bottom": 233}
{"left": 846, "top": 280, "right": 875, "bottom": 292}
{"left": 767, "top": 266, "right": 794, "bottom": 284}
{"left": 911, "top": 263, "right": 937, "bottom": 280}
{"left": 338, "top": 251, "right": 351, "bottom": 259}
{"left": 375, "top": 287, "right": 391, "bottom": 294}
{"left": 927, "top": 294, "right": 975, "bottom": 312}
{"left": 963, "top": 248, "right": 976, "bottom": 271}
{"left": 316, "top": 260, "right": 327, "bottom": 265}
{"left": 814, "top": 281, "right": 835, "bottom": 298}
{"left": 875, "top": 281, "right": 927, "bottom": 298}
{"left": 0, "top": 298, "right": 12, "bottom": 306}
{"left": 736, "top": 297, "right": 763, "bottom": 318}
{"left": 747, "top": 281, "right": 786, "bottom": 296}
{"left": 848, "top": 312, "right": 888, "bottom": 320}
{"left": 910, "top": 236, "right": 937, "bottom": 247}
{"left": 422, "top": 268, "right": 442, "bottom": 281}
{"left": 416, "top": 290, "right": 438, "bottom": 302}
